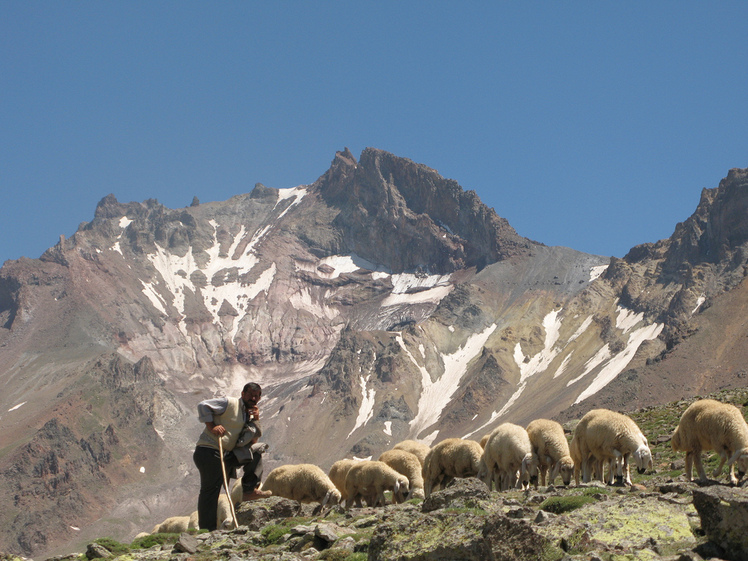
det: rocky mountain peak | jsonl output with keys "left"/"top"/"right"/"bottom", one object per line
{"left": 314, "top": 147, "right": 534, "bottom": 273}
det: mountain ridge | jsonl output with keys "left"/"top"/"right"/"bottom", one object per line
{"left": 0, "top": 149, "right": 746, "bottom": 557}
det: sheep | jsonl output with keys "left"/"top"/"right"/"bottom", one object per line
{"left": 378, "top": 449, "right": 425, "bottom": 499}
{"left": 393, "top": 439, "right": 430, "bottom": 467}
{"left": 575, "top": 409, "right": 652, "bottom": 486}
{"left": 262, "top": 464, "right": 342, "bottom": 507}
{"left": 422, "top": 438, "right": 484, "bottom": 497}
{"left": 671, "top": 398, "right": 748, "bottom": 485}
{"left": 151, "top": 510, "right": 199, "bottom": 534}
{"left": 479, "top": 434, "right": 491, "bottom": 449}
{"left": 570, "top": 410, "right": 611, "bottom": 485}
{"left": 328, "top": 459, "right": 360, "bottom": 502}
{"left": 481, "top": 423, "right": 538, "bottom": 491}
{"left": 344, "top": 460, "right": 410, "bottom": 509}
{"left": 526, "top": 419, "right": 575, "bottom": 487}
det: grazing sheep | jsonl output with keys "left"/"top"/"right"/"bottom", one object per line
{"left": 378, "top": 449, "right": 425, "bottom": 499}
{"left": 526, "top": 419, "right": 575, "bottom": 486}
{"left": 151, "top": 510, "right": 199, "bottom": 534}
{"left": 479, "top": 434, "right": 491, "bottom": 449}
{"left": 422, "top": 438, "right": 484, "bottom": 497}
{"left": 570, "top": 411, "right": 609, "bottom": 485}
{"left": 328, "top": 459, "right": 360, "bottom": 502}
{"left": 217, "top": 494, "right": 236, "bottom": 529}
{"left": 393, "top": 439, "right": 430, "bottom": 467}
{"left": 481, "top": 423, "right": 538, "bottom": 491}
{"left": 575, "top": 409, "right": 652, "bottom": 486}
{"left": 671, "top": 399, "right": 748, "bottom": 485}
{"left": 262, "top": 464, "right": 341, "bottom": 507}
{"left": 344, "top": 460, "right": 409, "bottom": 509}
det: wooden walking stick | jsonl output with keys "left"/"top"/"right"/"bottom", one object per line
{"left": 218, "top": 437, "right": 239, "bottom": 529}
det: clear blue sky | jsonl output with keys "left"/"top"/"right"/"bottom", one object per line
{"left": 2, "top": 3, "right": 747, "bottom": 265}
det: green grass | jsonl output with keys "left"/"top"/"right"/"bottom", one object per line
{"left": 93, "top": 537, "right": 131, "bottom": 556}
{"left": 539, "top": 495, "right": 596, "bottom": 514}
{"left": 130, "top": 533, "right": 180, "bottom": 549}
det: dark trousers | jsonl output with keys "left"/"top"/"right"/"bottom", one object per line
{"left": 193, "top": 445, "right": 263, "bottom": 531}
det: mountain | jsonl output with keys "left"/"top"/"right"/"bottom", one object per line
{"left": 0, "top": 149, "right": 746, "bottom": 557}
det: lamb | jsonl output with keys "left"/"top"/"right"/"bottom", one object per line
{"left": 671, "top": 398, "right": 748, "bottom": 485}
{"left": 481, "top": 423, "right": 538, "bottom": 491}
{"left": 262, "top": 464, "right": 341, "bottom": 507}
{"left": 344, "top": 460, "right": 410, "bottom": 509}
{"left": 422, "top": 438, "right": 484, "bottom": 497}
{"left": 151, "top": 510, "right": 199, "bottom": 534}
{"left": 393, "top": 439, "right": 430, "bottom": 467}
{"left": 526, "top": 418, "right": 575, "bottom": 486}
{"left": 574, "top": 409, "right": 652, "bottom": 486}
{"left": 328, "top": 459, "right": 360, "bottom": 502}
{"left": 378, "top": 449, "right": 425, "bottom": 499}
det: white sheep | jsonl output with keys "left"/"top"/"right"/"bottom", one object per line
{"left": 422, "top": 438, "right": 484, "bottom": 497}
{"left": 262, "top": 464, "right": 342, "bottom": 507}
{"left": 344, "top": 460, "right": 410, "bottom": 509}
{"left": 378, "top": 449, "right": 425, "bottom": 499}
{"left": 481, "top": 423, "right": 538, "bottom": 491}
{"left": 150, "top": 510, "right": 199, "bottom": 534}
{"left": 526, "top": 419, "right": 575, "bottom": 487}
{"left": 393, "top": 439, "right": 430, "bottom": 467}
{"left": 671, "top": 398, "right": 748, "bottom": 485}
{"left": 328, "top": 459, "right": 360, "bottom": 503}
{"left": 575, "top": 409, "right": 652, "bottom": 486}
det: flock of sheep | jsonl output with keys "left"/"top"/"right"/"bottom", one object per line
{"left": 145, "top": 398, "right": 748, "bottom": 534}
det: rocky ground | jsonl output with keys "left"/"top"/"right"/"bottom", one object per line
{"left": 27, "top": 476, "right": 748, "bottom": 561}
{"left": 6, "top": 388, "right": 748, "bottom": 561}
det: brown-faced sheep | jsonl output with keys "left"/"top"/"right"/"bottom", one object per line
{"left": 262, "top": 464, "right": 341, "bottom": 507}
{"left": 344, "top": 460, "right": 409, "bottom": 509}
{"left": 526, "top": 418, "right": 574, "bottom": 486}
{"left": 422, "top": 438, "right": 484, "bottom": 497}
{"left": 378, "top": 449, "right": 425, "bottom": 499}
{"left": 481, "top": 423, "right": 538, "bottom": 491}
{"left": 671, "top": 398, "right": 748, "bottom": 485}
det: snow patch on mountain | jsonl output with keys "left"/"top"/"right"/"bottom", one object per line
{"left": 348, "top": 374, "right": 376, "bottom": 437}
{"left": 144, "top": 222, "right": 276, "bottom": 336}
{"left": 514, "top": 310, "right": 563, "bottom": 383}
{"left": 405, "top": 324, "right": 497, "bottom": 443}
{"left": 589, "top": 265, "right": 608, "bottom": 281}
{"left": 692, "top": 293, "right": 706, "bottom": 315}
{"left": 616, "top": 305, "right": 644, "bottom": 333}
{"left": 574, "top": 321, "right": 663, "bottom": 404}
{"left": 381, "top": 285, "right": 452, "bottom": 307}
{"left": 288, "top": 286, "right": 338, "bottom": 320}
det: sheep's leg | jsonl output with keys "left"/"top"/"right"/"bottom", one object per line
{"left": 712, "top": 448, "right": 728, "bottom": 478}
{"left": 693, "top": 450, "right": 708, "bottom": 482}
{"left": 684, "top": 451, "right": 694, "bottom": 481}
{"left": 582, "top": 456, "right": 591, "bottom": 483}
{"left": 622, "top": 454, "right": 632, "bottom": 486}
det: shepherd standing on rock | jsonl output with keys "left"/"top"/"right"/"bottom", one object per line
{"left": 193, "top": 382, "right": 271, "bottom": 530}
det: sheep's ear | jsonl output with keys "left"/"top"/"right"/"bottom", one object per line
{"left": 393, "top": 480, "right": 400, "bottom": 494}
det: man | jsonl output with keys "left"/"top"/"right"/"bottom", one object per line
{"left": 193, "top": 382, "right": 271, "bottom": 531}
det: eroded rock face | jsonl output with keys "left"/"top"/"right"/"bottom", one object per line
{"left": 693, "top": 485, "right": 748, "bottom": 560}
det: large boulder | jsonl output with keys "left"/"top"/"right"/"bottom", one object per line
{"left": 692, "top": 485, "right": 748, "bottom": 560}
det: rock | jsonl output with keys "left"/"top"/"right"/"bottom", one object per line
{"left": 235, "top": 496, "right": 301, "bottom": 530}
{"left": 84, "top": 543, "right": 111, "bottom": 559}
{"left": 421, "top": 477, "right": 490, "bottom": 513}
{"left": 368, "top": 510, "right": 561, "bottom": 561}
{"left": 173, "top": 533, "right": 198, "bottom": 554}
{"left": 692, "top": 486, "right": 748, "bottom": 560}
